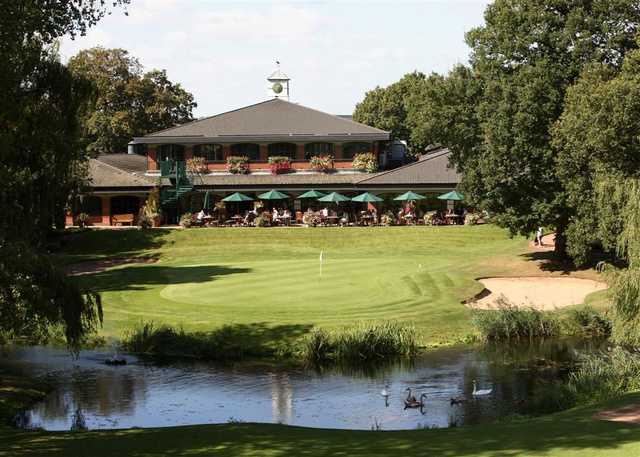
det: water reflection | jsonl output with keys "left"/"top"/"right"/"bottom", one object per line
{"left": 1, "top": 340, "right": 600, "bottom": 431}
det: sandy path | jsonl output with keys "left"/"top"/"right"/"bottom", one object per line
{"left": 470, "top": 277, "right": 608, "bottom": 310}
{"left": 64, "top": 257, "right": 157, "bottom": 276}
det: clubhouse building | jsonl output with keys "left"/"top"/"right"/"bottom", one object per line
{"left": 71, "top": 68, "right": 460, "bottom": 226}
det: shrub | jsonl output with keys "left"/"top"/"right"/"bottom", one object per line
{"left": 472, "top": 299, "right": 560, "bottom": 341}
{"left": 567, "top": 347, "right": 640, "bottom": 404}
{"left": 309, "top": 155, "right": 334, "bottom": 172}
{"left": 75, "top": 212, "right": 90, "bottom": 227}
{"left": 424, "top": 211, "right": 437, "bottom": 225}
{"left": 139, "top": 187, "right": 162, "bottom": 228}
{"left": 227, "top": 156, "right": 250, "bottom": 174}
{"left": 563, "top": 307, "right": 611, "bottom": 338}
{"left": 380, "top": 213, "right": 394, "bottom": 226}
{"left": 268, "top": 156, "right": 292, "bottom": 175}
{"left": 254, "top": 215, "right": 267, "bottom": 227}
{"left": 304, "top": 328, "right": 334, "bottom": 363}
{"left": 179, "top": 212, "right": 193, "bottom": 228}
{"left": 137, "top": 213, "right": 152, "bottom": 229}
{"left": 352, "top": 152, "right": 378, "bottom": 173}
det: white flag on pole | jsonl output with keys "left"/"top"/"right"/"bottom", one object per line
{"left": 319, "top": 250, "right": 324, "bottom": 263}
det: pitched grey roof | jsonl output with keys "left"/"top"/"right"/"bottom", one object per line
{"left": 88, "top": 156, "right": 154, "bottom": 189}
{"left": 94, "top": 153, "right": 148, "bottom": 174}
{"left": 358, "top": 148, "right": 460, "bottom": 186}
{"left": 133, "top": 99, "right": 389, "bottom": 143}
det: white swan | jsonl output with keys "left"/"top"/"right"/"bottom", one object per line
{"left": 380, "top": 384, "right": 389, "bottom": 398}
{"left": 472, "top": 380, "right": 492, "bottom": 397}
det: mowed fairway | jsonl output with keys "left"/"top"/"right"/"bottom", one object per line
{"left": 65, "top": 225, "right": 528, "bottom": 344}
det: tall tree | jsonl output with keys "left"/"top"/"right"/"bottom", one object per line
{"left": 0, "top": 1, "right": 129, "bottom": 348}
{"left": 353, "top": 72, "right": 425, "bottom": 149}
{"left": 553, "top": 46, "right": 640, "bottom": 264}
{"left": 68, "top": 47, "right": 196, "bottom": 154}
{"left": 451, "top": 0, "right": 640, "bottom": 256}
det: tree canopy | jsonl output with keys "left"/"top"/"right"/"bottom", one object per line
{"left": 0, "top": 1, "right": 130, "bottom": 348}
{"left": 68, "top": 47, "right": 196, "bottom": 154}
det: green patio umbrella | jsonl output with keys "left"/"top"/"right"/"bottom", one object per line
{"left": 394, "top": 191, "right": 427, "bottom": 201}
{"left": 437, "top": 190, "right": 464, "bottom": 201}
{"left": 317, "top": 192, "right": 351, "bottom": 203}
{"left": 222, "top": 192, "right": 254, "bottom": 202}
{"left": 297, "top": 189, "right": 327, "bottom": 199}
{"left": 258, "top": 189, "right": 290, "bottom": 200}
{"left": 351, "top": 192, "right": 383, "bottom": 203}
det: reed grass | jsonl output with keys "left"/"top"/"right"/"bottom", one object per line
{"left": 567, "top": 347, "right": 640, "bottom": 403}
{"left": 563, "top": 306, "right": 611, "bottom": 338}
{"left": 471, "top": 300, "right": 560, "bottom": 341}
{"left": 303, "top": 321, "right": 418, "bottom": 363}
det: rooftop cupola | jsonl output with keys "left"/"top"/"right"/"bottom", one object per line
{"left": 267, "top": 61, "right": 290, "bottom": 100}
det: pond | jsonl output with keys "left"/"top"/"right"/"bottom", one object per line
{"left": 1, "top": 340, "right": 602, "bottom": 431}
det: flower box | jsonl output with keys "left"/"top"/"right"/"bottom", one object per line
{"left": 227, "top": 155, "right": 250, "bottom": 174}
{"left": 352, "top": 152, "right": 378, "bottom": 173}
{"left": 186, "top": 157, "right": 208, "bottom": 174}
{"left": 268, "top": 156, "right": 292, "bottom": 175}
{"left": 309, "top": 155, "right": 334, "bottom": 172}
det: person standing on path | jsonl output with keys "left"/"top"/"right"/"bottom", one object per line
{"left": 536, "top": 227, "right": 544, "bottom": 246}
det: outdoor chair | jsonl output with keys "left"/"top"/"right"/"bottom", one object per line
{"left": 295, "top": 211, "right": 303, "bottom": 225}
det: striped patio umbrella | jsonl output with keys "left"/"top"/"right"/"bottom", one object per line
{"left": 317, "top": 192, "right": 351, "bottom": 203}
{"left": 394, "top": 191, "right": 427, "bottom": 201}
{"left": 258, "top": 189, "right": 290, "bottom": 200}
{"left": 437, "top": 190, "right": 464, "bottom": 201}
{"left": 351, "top": 192, "right": 383, "bottom": 203}
{"left": 222, "top": 192, "right": 254, "bottom": 202}
{"left": 297, "top": 189, "right": 327, "bottom": 199}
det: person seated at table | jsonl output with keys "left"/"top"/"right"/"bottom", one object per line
{"left": 339, "top": 211, "right": 349, "bottom": 226}
{"left": 282, "top": 208, "right": 291, "bottom": 220}
{"left": 371, "top": 208, "right": 378, "bottom": 224}
{"left": 272, "top": 207, "right": 280, "bottom": 223}
{"left": 195, "top": 209, "right": 205, "bottom": 226}
{"left": 321, "top": 207, "right": 329, "bottom": 218}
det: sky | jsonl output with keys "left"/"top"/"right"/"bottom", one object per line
{"left": 59, "top": 0, "right": 491, "bottom": 117}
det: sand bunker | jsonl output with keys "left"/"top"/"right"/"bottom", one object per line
{"left": 470, "top": 277, "right": 607, "bottom": 310}
{"left": 594, "top": 404, "right": 640, "bottom": 425}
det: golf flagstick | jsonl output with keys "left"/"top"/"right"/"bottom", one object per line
{"left": 319, "top": 250, "right": 324, "bottom": 277}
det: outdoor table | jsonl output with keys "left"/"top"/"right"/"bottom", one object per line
{"left": 403, "top": 215, "right": 415, "bottom": 225}
{"left": 325, "top": 216, "right": 339, "bottom": 226}
{"left": 231, "top": 215, "right": 244, "bottom": 226}
{"left": 360, "top": 215, "right": 373, "bottom": 226}
{"left": 279, "top": 216, "right": 291, "bottom": 226}
{"left": 445, "top": 214, "right": 462, "bottom": 225}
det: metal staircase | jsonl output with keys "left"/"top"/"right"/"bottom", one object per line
{"left": 159, "top": 160, "right": 193, "bottom": 222}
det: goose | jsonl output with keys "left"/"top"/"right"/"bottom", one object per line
{"left": 404, "top": 388, "right": 427, "bottom": 408}
{"left": 472, "top": 380, "right": 492, "bottom": 397}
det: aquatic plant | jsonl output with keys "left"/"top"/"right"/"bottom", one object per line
{"left": 303, "top": 322, "right": 418, "bottom": 363}
{"left": 567, "top": 347, "right": 640, "bottom": 403}
{"left": 471, "top": 299, "right": 560, "bottom": 341}
{"left": 562, "top": 306, "right": 611, "bottom": 338}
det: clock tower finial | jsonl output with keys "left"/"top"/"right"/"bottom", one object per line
{"left": 267, "top": 61, "right": 290, "bottom": 100}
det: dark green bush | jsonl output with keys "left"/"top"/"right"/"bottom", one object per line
{"left": 563, "top": 307, "right": 611, "bottom": 337}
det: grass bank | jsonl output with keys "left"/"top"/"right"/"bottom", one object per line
{"left": 2, "top": 392, "right": 640, "bottom": 456}
{"left": 56, "top": 225, "right": 605, "bottom": 349}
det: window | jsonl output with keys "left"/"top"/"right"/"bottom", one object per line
{"left": 230, "top": 143, "right": 260, "bottom": 160}
{"left": 268, "top": 143, "right": 297, "bottom": 159}
{"left": 193, "top": 144, "right": 223, "bottom": 162}
{"left": 81, "top": 196, "right": 102, "bottom": 216}
{"left": 304, "top": 142, "right": 334, "bottom": 160}
{"left": 110, "top": 196, "right": 140, "bottom": 215}
{"left": 157, "top": 144, "right": 185, "bottom": 162}
{"left": 342, "top": 142, "right": 372, "bottom": 160}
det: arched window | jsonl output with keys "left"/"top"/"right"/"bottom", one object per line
{"left": 157, "top": 144, "right": 185, "bottom": 162}
{"left": 81, "top": 196, "right": 102, "bottom": 217}
{"left": 110, "top": 196, "right": 140, "bottom": 216}
{"left": 342, "top": 142, "right": 372, "bottom": 160}
{"left": 230, "top": 143, "right": 260, "bottom": 161}
{"left": 193, "top": 144, "right": 223, "bottom": 162}
{"left": 268, "top": 143, "right": 296, "bottom": 159}
{"left": 304, "top": 142, "right": 334, "bottom": 160}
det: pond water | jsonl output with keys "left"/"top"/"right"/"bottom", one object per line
{"left": 1, "top": 340, "right": 602, "bottom": 431}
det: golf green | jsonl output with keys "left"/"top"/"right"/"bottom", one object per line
{"left": 65, "top": 225, "right": 533, "bottom": 344}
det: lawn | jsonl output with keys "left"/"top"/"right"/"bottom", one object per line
{"left": 3, "top": 393, "right": 640, "bottom": 457}
{"left": 58, "top": 225, "right": 597, "bottom": 346}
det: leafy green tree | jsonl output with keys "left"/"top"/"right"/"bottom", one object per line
{"left": 450, "top": 0, "right": 640, "bottom": 256}
{"left": 553, "top": 48, "right": 640, "bottom": 264}
{"left": 353, "top": 72, "right": 425, "bottom": 148}
{"left": 0, "top": 1, "right": 129, "bottom": 348}
{"left": 68, "top": 47, "right": 196, "bottom": 154}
